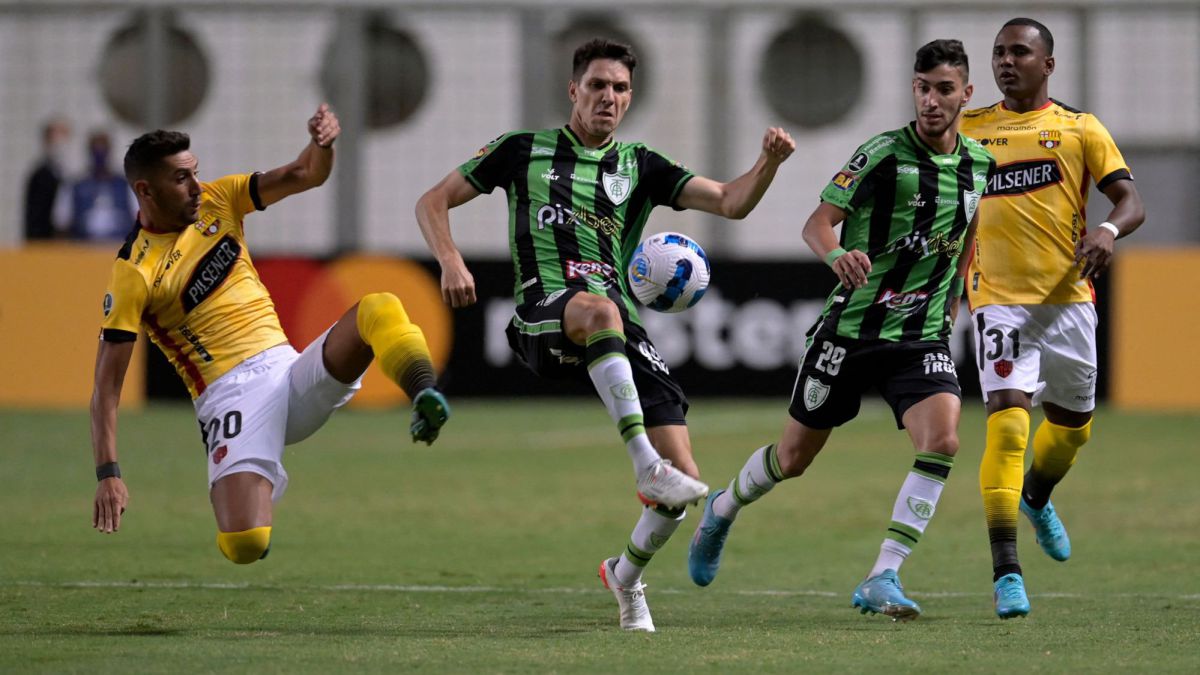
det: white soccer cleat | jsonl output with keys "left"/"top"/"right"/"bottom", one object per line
{"left": 636, "top": 458, "right": 709, "bottom": 509}
{"left": 598, "top": 557, "right": 655, "bottom": 632}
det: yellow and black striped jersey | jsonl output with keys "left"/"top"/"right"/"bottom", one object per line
{"left": 960, "top": 99, "right": 1132, "bottom": 306}
{"left": 99, "top": 173, "right": 288, "bottom": 398}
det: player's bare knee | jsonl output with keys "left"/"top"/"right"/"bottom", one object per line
{"left": 216, "top": 526, "right": 272, "bottom": 564}
{"left": 582, "top": 297, "right": 621, "bottom": 333}
{"left": 566, "top": 294, "right": 623, "bottom": 341}
{"left": 920, "top": 434, "right": 959, "bottom": 458}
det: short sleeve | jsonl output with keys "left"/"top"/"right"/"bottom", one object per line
{"left": 458, "top": 133, "right": 526, "bottom": 194}
{"left": 819, "top": 135, "right": 894, "bottom": 212}
{"left": 1083, "top": 115, "right": 1132, "bottom": 191}
{"left": 201, "top": 174, "right": 258, "bottom": 220}
{"left": 99, "top": 261, "right": 148, "bottom": 342}
{"left": 641, "top": 148, "right": 695, "bottom": 210}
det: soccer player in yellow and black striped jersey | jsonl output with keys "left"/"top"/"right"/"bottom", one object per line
{"left": 960, "top": 18, "right": 1145, "bottom": 618}
{"left": 90, "top": 105, "right": 451, "bottom": 567}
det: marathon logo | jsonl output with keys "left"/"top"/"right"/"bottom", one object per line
{"left": 565, "top": 259, "right": 615, "bottom": 279}
{"left": 986, "top": 159, "right": 1062, "bottom": 197}
{"left": 182, "top": 235, "right": 241, "bottom": 312}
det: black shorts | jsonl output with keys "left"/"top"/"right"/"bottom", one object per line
{"left": 788, "top": 324, "right": 960, "bottom": 430}
{"left": 505, "top": 288, "right": 689, "bottom": 426}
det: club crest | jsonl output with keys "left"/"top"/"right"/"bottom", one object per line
{"left": 963, "top": 189, "right": 981, "bottom": 223}
{"left": 1038, "top": 130, "right": 1062, "bottom": 150}
{"left": 602, "top": 172, "right": 632, "bottom": 205}
{"left": 802, "top": 376, "right": 830, "bottom": 411}
{"left": 994, "top": 359, "right": 1013, "bottom": 378}
{"left": 907, "top": 496, "right": 935, "bottom": 520}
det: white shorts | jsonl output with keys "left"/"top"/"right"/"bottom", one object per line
{"left": 970, "top": 303, "right": 1098, "bottom": 412}
{"left": 193, "top": 329, "right": 362, "bottom": 501}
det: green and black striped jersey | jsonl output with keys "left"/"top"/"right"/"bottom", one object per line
{"left": 818, "top": 122, "right": 995, "bottom": 342}
{"left": 458, "top": 125, "right": 694, "bottom": 321}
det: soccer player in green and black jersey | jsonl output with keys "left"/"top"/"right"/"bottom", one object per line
{"left": 689, "top": 39, "right": 995, "bottom": 621}
{"left": 415, "top": 38, "right": 794, "bottom": 631}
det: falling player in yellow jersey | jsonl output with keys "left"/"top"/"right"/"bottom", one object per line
{"left": 960, "top": 18, "right": 1145, "bottom": 618}
{"left": 90, "top": 105, "right": 451, "bottom": 566}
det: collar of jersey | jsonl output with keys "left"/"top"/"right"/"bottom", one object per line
{"left": 561, "top": 125, "right": 616, "bottom": 154}
{"left": 999, "top": 99, "right": 1054, "bottom": 116}
{"left": 135, "top": 212, "right": 181, "bottom": 237}
{"left": 904, "top": 121, "right": 961, "bottom": 158}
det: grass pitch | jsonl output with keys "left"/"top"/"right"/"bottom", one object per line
{"left": 1, "top": 400, "right": 1197, "bottom": 673}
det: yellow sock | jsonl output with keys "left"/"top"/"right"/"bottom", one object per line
{"left": 357, "top": 292, "right": 436, "bottom": 397}
{"left": 980, "top": 407, "right": 1029, "bottom": 576}
{"left": 1024, "top": 418, "right": 1091, "bottom": 509}
{"left": 217, "top": 526, "right": 272, "bottom": 564}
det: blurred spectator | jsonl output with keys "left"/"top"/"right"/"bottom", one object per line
{"left": 57, "top": 130, "right": 137, "bottom": 241}
{"left": 23, "top": 117, "right": 71, "bottom": 240}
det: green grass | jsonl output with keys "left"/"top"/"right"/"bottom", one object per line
{"left": 1, "top": 400, "right": 1197, "bottom": 673}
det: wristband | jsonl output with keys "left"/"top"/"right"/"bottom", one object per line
{"left": 96, "top": 462, "right": 121, "bottom": 481}
{"left": 1098, "top": 222, "right": 1119, "bottom": 238}
{"left": 824, "top": 247, "right": 848, "bottom": 267}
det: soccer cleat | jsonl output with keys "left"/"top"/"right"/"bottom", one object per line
{"left": 636, "top": 458, "right": 709, "bottom": 509}
{"left": 410, "top": 388, "right": 450, "bottom": 445}
{"left": 993, "top": 573, "right": 1031, "bottom": 619}
{"left": 1020, "top": 498, "right": 1071, "bottom": 561}
{"left": 598, "top": 557, "right": 655, "bottom": 632}
{"left": 688, "top": 490, "right": 733, "bottom": 587}
{"left": 851, "top": 569, "right": 922, "bottom": 621}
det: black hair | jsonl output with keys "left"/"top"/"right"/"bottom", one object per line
{"left": 1002, "top": 17, "right": 1054, "bottom": 55}
{"left": 572, "top": 38, "right": 638, "bottom": 81}
{"left": 914, "top": 39, "right": 970, "bottom": 79}
{"left": 123, "top": 130, "right": 190, "bottom": 183}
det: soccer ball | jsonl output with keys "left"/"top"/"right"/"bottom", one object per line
{"left": 627, "top": 232, "right": 711, "bottom": 313}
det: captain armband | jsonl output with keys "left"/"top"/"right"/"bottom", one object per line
{"left": 100, "top": 328, "right": 137, "bottom": 343}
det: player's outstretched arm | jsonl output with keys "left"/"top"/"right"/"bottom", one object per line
{"left": 90, "top": 339, "right": 134, "bottom": 534}
{"left": 1074, "top": 179, "right": 1146, "bottom": 280}
{"left": 255, "top": 103, "right": 341, "bottom": 208}
{"left": 415, "top": 170, "right": 483, "bottom": 308}
{"left": 803, "top": 201, "right": 871, "bottom": 290}
{"left": 675, "top": 127, "right": 795, "bottom": 219}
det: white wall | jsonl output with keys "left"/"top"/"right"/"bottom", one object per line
{"left": 2, "top": 2, "right": 1197, "bottom": 252}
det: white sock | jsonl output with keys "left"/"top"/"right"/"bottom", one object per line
{"left": 712, "top": 444, "right": 784, "bottom": 521}
{"left": 614, "top": 506, "right": 686, "bottom": 586}
{"left": 867, "top": 452, "right": 952, "bottom": 578}
{"left": 868, "top": 539, "right": 912, "bottom": 579}
{"left": 586, "top": 337, "right": 660, "bottom": 476}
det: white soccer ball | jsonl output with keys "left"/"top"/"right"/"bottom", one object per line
{"left": 627, "top": 232, "right": 712, "bottom": 313}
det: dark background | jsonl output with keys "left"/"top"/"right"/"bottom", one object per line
{"left": 147, "top": 259, "right": 1110, "bottom": 404}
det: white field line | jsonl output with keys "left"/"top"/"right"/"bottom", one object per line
{"left": 4, "top": 580, "right": 1199, "bottom": 601}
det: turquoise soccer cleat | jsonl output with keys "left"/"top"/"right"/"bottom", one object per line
{"left": 1020, "top": 498, "right": 1071, "bottom": 561}
{"left": 410, "top": 388, "right": 451, "bottom": 445}
{"left": 994, "top": 573, "right": 1031, "bottom": 619}
{"left": 851, "top": 569, "right": 921, "bottom": 621}
{"left": 688, "top": 490, "right": 733, "bottom": 587}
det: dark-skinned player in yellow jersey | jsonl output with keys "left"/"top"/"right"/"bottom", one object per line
{"left": 961, "top": 18, "right": 1145, "bottom": 618}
